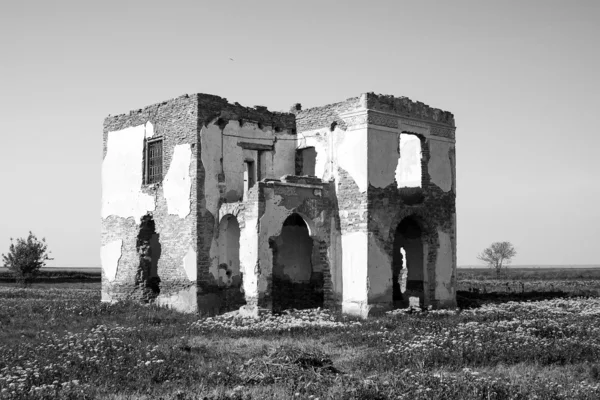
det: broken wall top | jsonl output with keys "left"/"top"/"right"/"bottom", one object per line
{"left": 296, "top": 92, "right": 455, "bottom": 138}
{"left": 104, "top": 92, "right": 297, "bottom": 138}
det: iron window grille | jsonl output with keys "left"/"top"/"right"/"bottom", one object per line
{"left": 145, "top": 138, "right": 163, "bottom": 184}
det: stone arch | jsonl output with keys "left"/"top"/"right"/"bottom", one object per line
{"left": 270, "top": 213, "right": 324, "bottom": 311}
{"left": 388, "top": 212, "right": 436, "bottom": 308}
{"left": 288, "top": 210, "right": 317, "bottom": 238}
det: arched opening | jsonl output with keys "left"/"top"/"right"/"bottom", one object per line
{"left": 392, "top": 216, "right": 424, "bottom": 308}
{"left": 271, "top": 213, "right": 323, "bottom": 311}
{"left": 217, "top": 215, "right": 245, "bottom": 311}
{"left": 217, "top": 215, "right": 241, "bottom": 287}
{"left": 136, "top": 214, "right": 161, "bottom": 301}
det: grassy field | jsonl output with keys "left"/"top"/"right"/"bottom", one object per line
{"left": 1, "top": 270, "right": 600, "bottom": 399}
{"left": 457, "top": 268, "right": 600, "bottom": 306}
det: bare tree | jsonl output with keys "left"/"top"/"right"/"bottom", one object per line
{"left": 477, "top": 241, "right": 517, "bottom": 278}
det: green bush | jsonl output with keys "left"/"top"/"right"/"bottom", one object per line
{"left": 1, "top": 232, "right": 52, "bottom": 286}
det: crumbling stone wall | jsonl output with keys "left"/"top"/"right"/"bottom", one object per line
{"left": 365, "top": 95, "right": 457, "bottom": 312}
{"left": 253, "top": 176, "right": 336, "bottom": 312}
{"left": 102, "top": 94, "right": 199, "bottom": 311}
{"left": 296, "top": 93, "right": 457, "bottom": 317}
{"left": 102, "top": 91, "right": 456, "bottom": 317}
{"left": 194, "top": 94, "right": 298, "bottom": 315}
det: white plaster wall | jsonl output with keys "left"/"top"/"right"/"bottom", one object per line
{"left": 428, "top": 140, "right": 453, "bottom": 192}
{"left": 156, "top": 286, "right": 197, "bottom": 313}
{"left": 258, "top": 192, "right": 291, "bottom": 238}
{"left": 434, "top": 230, "right": 453, "bottom": 300}
{"left": 368, "top": 129, "right": 399, "bottom": 189}
{"left": 341, "top": 231, "right": 368, "bottom": 303}
{"left": 240, "top": 217, "right": 259, "bottom": 298}
{"left": 101, "top": 239, "right": 122, "bottom": 282}
{"left": 335, "top": 128, "right": 368, "bottom": 192}
{"left": 222, "top": 134, "right": 245, "bottom": 201}
{"left": 256, "top": 191, "right": 290, "bottom": 295}
{"left": 102, "top": 125, "right": 155, "bottom": 219}
{"left": 200, "top": 124, "right": 223, "bottom": 217}
{"left": 163, "top": 144, "right": 192, "bottom": 218}
{"left": 329, "top": 216, "right": 343, "bottom": 299}
{"left": 204, "top": 120, "right": 297, "bottom": 209}
{"left": 367, "top": 234, "right": 393, "bottom": 301}
{"left": 396, "top": 134, "right": 422, "bottom": 188}
{"left": 297, "top": 128, "right": 332, "bottom": 180}
{"left": 271, "top": 135, "right": 297, "bottom": 178}
{"left": 203, "top": 120, "right": 297, "bottom": 288}
{"left": 182, "top": 246, "right": 197, "bottom": 281}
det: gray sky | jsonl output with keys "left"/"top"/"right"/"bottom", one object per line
{"left": 1, "top": 0, "right": 598, "bottom": 267}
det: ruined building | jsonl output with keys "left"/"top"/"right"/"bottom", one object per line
{"left": 101, "top": 92, "right": 457, "bottom": 317}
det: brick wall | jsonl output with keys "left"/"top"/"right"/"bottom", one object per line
{"left": 102, "top": 94, "right": 199, "bottom": 306}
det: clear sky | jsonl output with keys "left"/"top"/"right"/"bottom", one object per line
{"left": 1, "top": 0, "right": 598, "bottom": 268}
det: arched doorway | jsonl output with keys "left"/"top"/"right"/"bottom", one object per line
{"left": 392, "top": 216, "right": 424, "bottom": 308}
{"left": 271, "top": 213, "right": 323, "bottom": 311}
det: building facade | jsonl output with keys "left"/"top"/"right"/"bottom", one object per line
{"left": 101, "top": 92, "right": 457, "bottom": 317}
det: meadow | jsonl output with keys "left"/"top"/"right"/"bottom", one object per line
{"left": 1, "top": 269, "right": 600, "bottom": 399}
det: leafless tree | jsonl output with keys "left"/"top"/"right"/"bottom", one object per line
{"left": 477, "top": 241, "right": 517, "bottom": 278}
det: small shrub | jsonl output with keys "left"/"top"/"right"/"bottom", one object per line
{"left": 2, "top": 232, "right": 52, "bottom": 286}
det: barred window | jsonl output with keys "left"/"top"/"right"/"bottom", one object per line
{"left": 145, "top": 139, "right": 163, "bottom": 184}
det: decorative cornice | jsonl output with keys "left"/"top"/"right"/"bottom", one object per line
{"left": 367, "top": 112, "right": 398, "bottom": 129}
{"left": 340, "top": 111, "right": 455, "bottom": 139}
{"left": 340, "top": 113, "right": 368, "bottom": 127}
{"left": 430, "top": 125, "right": 455, "bottom": 140}
{"left": 399, "top": 118, "right": 429, "bottom": 129}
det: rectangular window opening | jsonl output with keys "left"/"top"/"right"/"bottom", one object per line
{"left": 244, "top": 160, "right": 255, "bottom": 195}
{"left": 396, "top": 134, "right": 422, "bottom": 188}
{"left": 295, "top": 147, "right": 316, "bottom": 176}
{"left": 145, "top": 139, "right": 163, "bottom": 184}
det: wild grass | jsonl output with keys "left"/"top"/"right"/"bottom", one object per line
{"left": 1, "top": 283, "right": 600, "bottom": 399}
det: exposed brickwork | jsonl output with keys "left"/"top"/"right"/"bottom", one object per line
{"left": 366, "top": 136, "right": 456, "bottom": 309}
{"left": 195, "top": 93, "right": 296, "bottom": 133}
{"left": 102, "top": 95, "right": 198, "bottom": 307}
{"left": 103, "top": 91, "right": 457, "bottom": 316}
{"left": 336, "top": 168, "right": 368, "bottom": 233}
{"left": 296, "top": 96, "right": 363, "bottom": 132}
{"left": 365, "top": 92, "right": 455, "bottom": 127}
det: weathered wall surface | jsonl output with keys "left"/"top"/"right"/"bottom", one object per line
{"left": 102, "top": 94, "right": 199, "bottom": 312}
{"left": 194, "top": 95, "right": 297, "bottom": 314}
{"left": 256, "top": 178, "right": 336, "bottom": 311}
{"left": 363, "top": 92, "right": 457, "bottom": 312}
{"left": 296, "top": 92, "right": 456, "bottom": 315}
{"left": 102, "top": 91, "right": 456, "bottom": 317}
